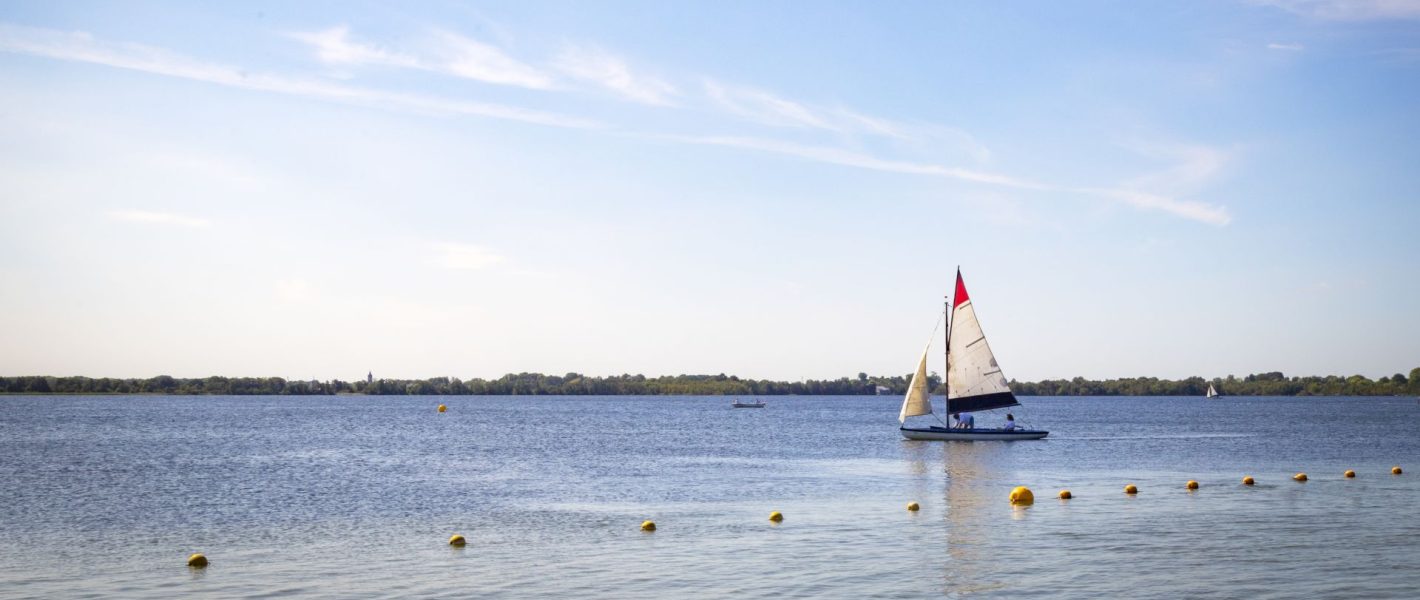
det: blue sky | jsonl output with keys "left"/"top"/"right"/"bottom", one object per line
{"left": 1, "top": 1, "right": 1417, "bottom": 382}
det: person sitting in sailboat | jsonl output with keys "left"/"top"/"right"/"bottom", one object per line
{"left": 1003, "top": 414, "right": 1017, "bottom": 431}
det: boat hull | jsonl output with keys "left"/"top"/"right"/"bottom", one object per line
{"left": 731, "top": 403, "right": 765, "bottom": 408}
{"left": 899, "top": 426, "right": 1048, "bottom": 441}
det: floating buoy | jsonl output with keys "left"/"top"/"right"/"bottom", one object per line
{"left": 448, "top": 534, "right": 466, "bottom": 547}
{"left": 1293, "top": 473, "right": 1308, "bottom": 482}
{"left": 768, "top": 511, "right": 783, "bottom": 522}
{"left": 1009, "top": 486, "right": 1034, "bottom": 505}
{"left": 187, "top": 553, "right": 208, "bottom": 568}
{"left": 641, "top": 520, "right": 656, "bottom": 531}
{"left": 437, "top": 404, "right": 447, "bottom": 413}
{"left": 1186, "top": 480, "right": 1199, "bottom": 490}
{"left": 1394, "top": 466, "right": 1404, "bottom": 475}
{"left": 1242, "top": 476, "right": 1255, "bottom": 485}
{"left": 1058, "top": 490, "right": 1072, "bottom": 500}
{"left": 1124, "top": 484, "right": 1138, "bottom": 494}
{"left": 1344, "top": 470, "right": 1356, "bottom": 478}
{"left": 906, "top": 502, "right": 920, "bottom": 512}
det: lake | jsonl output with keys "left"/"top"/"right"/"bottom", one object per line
{"left": 1, "top": 395, "right": 1417, "bottom": 598}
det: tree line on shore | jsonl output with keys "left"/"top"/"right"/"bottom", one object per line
{"left": 2, "top": 368, "right": 1418, "bottom": 396}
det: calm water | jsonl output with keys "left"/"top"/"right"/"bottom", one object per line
{"left": 1, "top": 395, "right": 1418, "bottom": 598}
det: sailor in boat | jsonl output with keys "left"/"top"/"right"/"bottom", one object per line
{"left": 952, "top": 412, "right": 975, "bottom": 429}
{"left": 1002, "top": 413, "right": 1017, "bottom": 431}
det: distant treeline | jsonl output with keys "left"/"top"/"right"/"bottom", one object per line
{"left": 1009, "top": 370, "right": 1420, "bottom": 397}
{"left": 3, "top": 369, "right": 1419, "bottom": 396}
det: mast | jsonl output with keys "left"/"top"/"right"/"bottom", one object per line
{"left": 944, "top": 266, "right": 957, "bottom": 398}
{"left": 943, "top": 298, "right": 950, "bottom": 397}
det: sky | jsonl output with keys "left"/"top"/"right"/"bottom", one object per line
{"left": 1, "top": 0, "right": 1418, "bottom": 383}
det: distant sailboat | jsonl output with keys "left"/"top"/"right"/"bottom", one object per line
{"left": 1206, "top": 383, "right": 1219, "bottom": 399}
{"left": 898, "top": 270, "right": 1048, "bottom": 441}
{"left": 732, "top": 398, "right": 766, "bottom": 408}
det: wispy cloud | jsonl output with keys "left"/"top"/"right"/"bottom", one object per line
{"left": 703, "top": 79, "right": 921, "bottom": 142}
{"left": 1109, "top": 140, "right": 1234, "bottom": 225}
{"left": 672, "top": 134, "right": 1044, "bottom": 188}
{"left": 107, "top": 210, "right": 211, "bottom": 228}
{"left": 288, "top": 26, "right": 554, "bottom": 90}
{"left": 0, "top": 23, "right": 595, "bottom": 128}
{"left": 1267, "top": 42, "right": 1306, "bottom": 51}
{"left": 671, "top": 135, "right": 1231, "bottom": 225}
{"left": 287, "top": 25, "right": 420, "bottom": 69}
{"left": 704, "top": 80, "right": 836, "bottom": 130}
{"left": 429, "top": 30, "right": 554, "bottom": 89}
{"left": 554, "top": 44, "right": 678, "bottom": 105}
{"left": 433, "top": 242, "right": 505, "bottom": 270}
{"left": 1118, "top": 141, "right": 1230, "bottom": 194}
{"left": 1073, "top": 187, "right": 1231, "bottom": 226}
{"left": 1254, "top": 0, "right": 1420, "bottom": 21}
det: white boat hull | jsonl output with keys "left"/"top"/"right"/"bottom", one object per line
{"left": 899, "top": 426, "right": 1048, "bottom": 441}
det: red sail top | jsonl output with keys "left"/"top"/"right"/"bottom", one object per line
{"left": 953, "top": 270, "right": 970, "bottom": 307}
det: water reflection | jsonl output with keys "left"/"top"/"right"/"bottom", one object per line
{"left": 942, "top": 442, "right": 1006, "bottom": 595}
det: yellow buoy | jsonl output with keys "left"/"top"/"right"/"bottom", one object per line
{"left": 437, "top": 404, "right": 447, "bottom": 413}
{"left": 1124, "top": 484, "right": 1138, "bottom": 495}
{"left": 1058, "top": 490, "right": 1072, "bottom": 500}
{"left": 1242, "top": 476, "right": 1255, "bottom": 485}
{"left": 1344, "top": 470, "right": 1356, "bottom": 478}
{"left": 1393, "top": 466, "right": 1404, "bottom": 475}
{"left": 769, "top": 511, "right": 784, "bottom": 522}
{"left": 906, "top": 502, "right": 920, "bottom": 512}
{"left": 641, "top": 520, "right": 656, "bottom": 531}
{"left": 1009, "top": 486, "right": 1034, "bottom": 505}
{"left": 1186, "top": 480, "right": 1199, "bottom": 490}
{"left": 448, "top": 534, "right": 466, "bottom": 547}
{"left": 187, "top": 553, "right": 208, "bottom": 568}
{"left": 1293, "top": 473, "right": 1308, "bottom": 482}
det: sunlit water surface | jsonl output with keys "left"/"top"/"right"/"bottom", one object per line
{"left": 2, "top": 395, "right": 1418, "bottom": 598}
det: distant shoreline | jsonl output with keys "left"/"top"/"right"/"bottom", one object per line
{"left": 4, "top": 370, "right": 1417, "bottom": 397}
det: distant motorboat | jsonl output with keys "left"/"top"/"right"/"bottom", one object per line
{"left": 898, "top": 269, "right": 1048, "bottom": 441}
{"left": 732, "top": 398, "right": 766, "bottom": 408}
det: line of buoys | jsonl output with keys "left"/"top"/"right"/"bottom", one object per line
{"left": 768, "top": 511, "right": 784, "bottom": 522}
{"left": 449, "top": 534, "right": 466, "bottom": 547}
{"left": 1186, "top": 480, "right": 1199, "bottom": 490}
{"left": 1009, "top": 486, "right": 1034, "bottom": 505}
{"left": 640, "top": 520, "right": 656, "bottom": 531}
{"left": 1294, "top": 473, "right": 1308, "bottom": 482}
{"left": 187, "top": 553, "right": 208, "bottom": 568}
{"left": 906, "top": 502, "right": 920, "bottom": 511}
{"left": 1345, "top": 470, "right": 1356, "bottom": 478}
{"left": 1124, "top": 484, "right": 1138, "bottom": 495}
{"left": 1394, "top": 466, "right": 1404, "bottom": 475}
{"left": 1243, "top": 475, "right": 1255, "bottom": 485}
{"left": 1058, "top": 490, "right": 1072, "bottom": 500}
{"left": 437, "top": 404, "right": 447, "bottom": 413}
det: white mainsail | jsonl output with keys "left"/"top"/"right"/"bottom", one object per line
{"left": 898, "top": 343, "right": 933, "bottom": 423}
{"left": 945, "top": 271, "right": 1019, "bottom": 414}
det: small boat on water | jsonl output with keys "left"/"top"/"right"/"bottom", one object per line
{"left": 898, "top": 270, "right": 1048, "bottom": 441}
{"left": 1206, "top": 383, "right": 1220, "bottom": 399}
{"left": 731, "top": 398, "right": 766, "bottom": 408}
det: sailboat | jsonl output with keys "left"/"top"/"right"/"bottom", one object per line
{"left": 1206, "top": 383, "right": 1219, "bottom": 399}
{"left": 731, "top": 397, "right": 766, "bottom": 408}
{"left": 898, "top": 270, "right": 1048, "bottom": 441}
